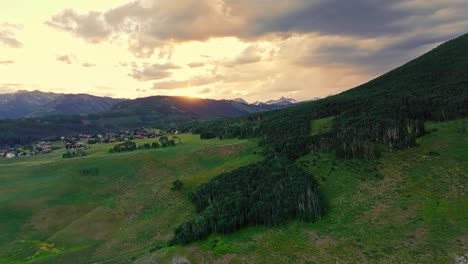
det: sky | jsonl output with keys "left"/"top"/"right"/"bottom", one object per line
{"left": 0, "top": 0, "right": 467, "bottom": 102}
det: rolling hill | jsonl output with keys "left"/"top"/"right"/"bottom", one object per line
{"left": 0, "top": 96, "right": 279, "bottom": 147}
{"left": 109, "top": 96, "right": 265, "bottom": 119}
{"left": 0, "top": 90, "right": 125, "bottom": 119}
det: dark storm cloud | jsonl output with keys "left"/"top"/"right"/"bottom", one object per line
{"left": 260, "top": 0, "right": 410, "bottom": 37}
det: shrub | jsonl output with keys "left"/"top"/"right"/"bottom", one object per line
{"left": 172, "top": 179, "right": 183, "bottom": 191}
{"left": 109, "top": 141, "right": 137, "bottom": 153}
{"left": 62, "top": 149, "right": 87, "bottom": 159}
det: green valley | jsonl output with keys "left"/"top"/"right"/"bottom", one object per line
{"left": 0, "top": 135, "right": 261, "bottom": 263}
{"left": 0, "top": 120, "right": 466, "bottom": 263}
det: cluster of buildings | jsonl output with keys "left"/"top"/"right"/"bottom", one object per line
{"left": 0, "top": 141, "right": 52, "bottom": 159}
{"left": 0, "top": 150, "right": 16, "bottom": 159}
{"left": 63, "top": 128, "right": 167, "bottom": 147}
{"left": 0, "top": 127, "right": 179, "bottom": 159}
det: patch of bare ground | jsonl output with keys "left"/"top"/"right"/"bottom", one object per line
{"left": 214, "top": 254, "right": 236, "bottom": 264}
{"left": 405, "top": 227, "right": 429, "bottom": 246}
{"left": 307, "top": 232, "right": 338, "bottom": 248}
{"left": 135, "top": 254, "right": 156, "bottom": 264}
{"left": 172, "top": 255, "right": 191, "bottom": 264}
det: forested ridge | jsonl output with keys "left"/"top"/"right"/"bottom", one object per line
{"left": 0, "top": 96, "right": 273, "bottom": 147}
{"left": 193, "top": 33, "right": 468, "bottom": 160}
{"left": 170, "top": 33, "right": 468, "bottom": 244}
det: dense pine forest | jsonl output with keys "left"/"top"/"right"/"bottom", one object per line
{"left": 170, "top": 159, "right": 323, "bottom": 245}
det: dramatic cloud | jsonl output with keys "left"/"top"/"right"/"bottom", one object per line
{"left": 130, "top": 63, "right": 180, "bottom": 81}
{"left": 0, "top": 23, "right": 22, "bottom": 48}
{"left": 46, "top": 0, "right": 468, "bottom": 68}
{"left": 46, "top": 9, "right": 111, "bottom": 43}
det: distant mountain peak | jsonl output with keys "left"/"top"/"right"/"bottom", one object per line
{"left": 254, "top": 97, "right": 298, "bottom": 106}
{"left": 232, "top": 98, "right": 248, "bottom": 104}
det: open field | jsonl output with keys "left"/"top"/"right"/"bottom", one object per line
{"left": 0, "top": 134, "right": 261, "bottom": 263}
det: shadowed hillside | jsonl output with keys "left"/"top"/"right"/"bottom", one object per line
{"left": 0, "top": 96, "right": 275, "bottom": 147}
{"left": 0, "top": 90, "right": 125, "bottom": 119}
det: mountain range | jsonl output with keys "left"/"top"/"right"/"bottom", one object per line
{"left": 0, "top": 94, "right": 298, "bottom": 146}
{"left": 252, "top": 96, "right": 299, "bottom": 106}
{"left": 0, "top": 90, "right": 125, "bottom": 119}
{"left": 233, "top": 96, "right": 299, "bottom": 107}
{"left": 0, "top": 90, "right": 299, "bottom": 120}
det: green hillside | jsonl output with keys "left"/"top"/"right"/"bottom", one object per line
{"left": 0, "top": 135, "right": 261, "bottom": 263}
{"left": 146, "top": 119, "right": 467, "bottom": 263}
{"left": 0, "top": 119, "right": 466, "bottom": 263}
{"left": 196, "top": 33, "right": 468, "bottom": 161}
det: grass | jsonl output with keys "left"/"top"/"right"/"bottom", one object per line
{"left": 310, "top": 116, "right": 334, "bottom": 136}
{"left": 0, "top": 134, "right": 261, "bottom": 263}
{"left": 0, "top": 120, "right": 466, "bottom": 263}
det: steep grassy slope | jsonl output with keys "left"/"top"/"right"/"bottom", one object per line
{"left": 133, "top": 119, "right": 467, "bottom": 263}
{"left": 0, "top": 135, "right": 261, "bottom": 263}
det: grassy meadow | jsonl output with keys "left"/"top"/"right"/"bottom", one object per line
{"left": 0, "top": 134, "right": 261, "bottom": 263}
{"left": 0, "top": 119, "right": 466, "bottom": 263}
